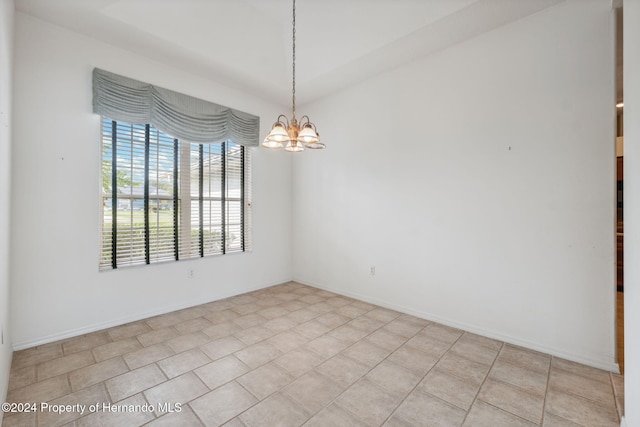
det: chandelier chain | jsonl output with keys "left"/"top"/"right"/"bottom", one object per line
{"left": 292, "top": 0, "right": 296, "bottom": 118}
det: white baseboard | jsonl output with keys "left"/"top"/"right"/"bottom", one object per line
{"left": 294, "top": 278, "right": 620, "bottom": 373}
{"left": 620, "top": 416, "right": 626, "bottom": 427}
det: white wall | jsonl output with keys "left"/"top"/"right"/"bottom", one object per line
{"left": 623, "top": 0, "right": 639, "bottom": 424}
{"left": 0, "top": 0, "right": 14, "bottom": 421}
{"left": 11, "top": 13, "right": 293, "bottom": 348}
{"left": 293, "top": 0, "right": 617, "bottom": 371}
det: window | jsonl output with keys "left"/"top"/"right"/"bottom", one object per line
{"left": 100, "top": 119, "right": 251, "bottom": 270}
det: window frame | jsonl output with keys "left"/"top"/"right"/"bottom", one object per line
{"left": 99, "top": 118, "right": 251, "bottom": 270}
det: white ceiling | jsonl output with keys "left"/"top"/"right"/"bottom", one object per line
{"left": 15, "top": 0, "right": 564, "bottom": 107}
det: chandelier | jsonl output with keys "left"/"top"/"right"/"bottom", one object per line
{"left": 262, "top": 0, "right": 325, "bottom": 152}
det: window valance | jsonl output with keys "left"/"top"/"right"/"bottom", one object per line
{"left": 92, "top": 68, "right": 259, "bottom": 146}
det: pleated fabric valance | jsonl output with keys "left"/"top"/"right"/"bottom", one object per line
{"left": 92, "top": 68, "right": 259, "bottom": 146}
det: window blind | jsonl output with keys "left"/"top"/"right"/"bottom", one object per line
{"left": 100, "top": 118, "right": 251, "bottom": 270}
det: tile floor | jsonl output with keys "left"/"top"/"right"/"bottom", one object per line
{"left": 2, "top": 282, "right": 624, "bottom": 427}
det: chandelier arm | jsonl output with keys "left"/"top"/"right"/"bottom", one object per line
{"left": 277, "top": 114, "right": 290, "bottom": 127}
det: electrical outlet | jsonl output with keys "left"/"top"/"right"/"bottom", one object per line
{"left": 187, "top": 269, "right": 194, "bottom": 279}
{"left": 370, "top": 266, "right": 376, "bottom": 276}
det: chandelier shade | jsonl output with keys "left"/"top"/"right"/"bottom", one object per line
{"left": 262, "top": 0, "right": 325, "bottom": 152}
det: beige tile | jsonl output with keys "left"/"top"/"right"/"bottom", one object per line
{"left": 233, "top": 313, "right": 268, "bottom": 329}
{"left": 233, "top": 326, "right": 275, "bottom": 345}
{"left": 382, "top": 318, "right": 425, "bottom": 339}
{"left": 62, "top": 332, "right": 112, "bottom": 355}
{"left": 144, "top": 405, "right": 203, "bottom": 427}
{"left": 107, "top": 321, "right": 152, "bottom": 341}
{"left": 228, "top": 294, "right": 258, "bottom": 305}
{"left": 315, "top": 354, "right": 370, "bottom": 389}
{"left": 342, "top": 340, "right": 391, "bottom": 368}
{"left": 1, "top": 411, "right": 36, "bottom": 427}
{"left": 397, "top": 313, "right": 430, "bottom": 327}
{"left": 166, "top": 332, "right": 210, "bottom": 353}
{"left": 37, "top": 351, "right": 95, "bottom": 381}
{"left": 202, "top": 299, "right": 236, "bottom": 312}
{"left": 551, "top": 357, "right": 611, "bottom": 384}
{"left": 205, "top": 309, "right": 240, "bottom": 325}
{"left": 106, "top": 364, "right": 167, "bottom": 402}
{"left": 266, "top": 331, "right": 308, "bottom": 353}
{"left": 463, "top": 400, "right": 538, "bottom": 427}
{"left": 257, "top": 306, "right": 291, "bottom": 320}
{"left": 202, "top": 321, "right": 241, "bottom": 340}
{"left": 347, "top": 316, "right": 385, "bottom": 333}
{"left": 405, "top": 333, "right": 452, "bottom": 358}
{"left": 77, "top": 393, "right": 156, "bottom": 427}
{"left": 545, "top": 388, "right": 619, "bottom": 426}
{"left": 135, "top": 327, "right": 179, "bottom": 347}
{"left": 449, "top": 337, "right": 499, "bottom": 366}
{"left": 194, "top": 355, "right": 250, "bottom": 389}
{"left": 334, "top": 305, "right": 369, "bottom": 319}
{"left": 280, "top": 300, "right": 308, "bottom": 312}
{"left": 489, "top": 360, "right": 548, "bottom": 396}
{"left": 387, "top": 345, "right": 439, "bottom": 375}
{"left": 460, "top": 332, "right": 502, "bottom": 351}
{"left": 417, "top": 367, "right": 482, "bottom": 411}
{"left": 299, "top": 294, "right": 326, "bottom": 304}
{"left": 350, "top": 301, "right": 376, "bottom": 311}
{"left": 612, "top": 373, "right": 624, "bottom": 419}
{"left": 157, "top": 348, "right": 211, "bottom": 378}
{"left": 284, "top": 371, "right": 345, "bottom": 414}
{"left": 145, "top": 312, "right": 182, "bottom": 330}
{"left": 285, "top": 308, "right": 320, "bottom": 324}
{"left": 93, "top": 338, "right": 142, "bottom": 363}
{"left": 200, "top": 336, "right": 246, "bottom": 361}
{"left": 307, "top": 302, "right": 335, "bottom": 314}
{"left": 175, "top": 306, "right": 210, "bottom": 322}
{"left": 38, "top": 384, "right": 110, "bottom": 427}
{"left": 234, "top": 341, "right": 282, "bottom": 369}
{"left": 11, "top": 342, "right": 63, "bottom": 370}
{"left": 328, "top": 325, "right": 369, "bottom": 345}
{"left": 274, "top": 348, "right": 325, "bottom": 378}
{"left": 293, "top": 320, "right": 333, "bottom": 340}
{"left": 498, "top": 345, "right": 551, "bottom": 375}
{"left": 263, "top": 317, "right": 300, "bottom": 333}
{"left": 7, "top": 365, "right": 37, "bottom": 392}
{"left": 144, "top": 372, "right": 208, "bottom": 416}
{"left": 325, "top": 296, "right": 354, "bottom": 307}
{"left": 435, "top": 351, "right": 491, "bottom": 385}
{"left": 421, "top": 323, "right": 464, "bottom": 344}
{"left": 314, "top": 312, "right": 351, "bottom": 329}
{"left": 189, "top": 381, "right": 257, "bottom": 426}
{"left": 389, "top": 390, "right": 467, "bottom": 427}
{"left": 365, "top": 307, "right": 401, "bottom": 323}
{"left": 239, "top": 392, "right": 309, "bottom": 427}
{"left": 69, "top": 357, "right": 129, "bottom": 391}
{"left": 123, "top": 343, "right": 174, "bottom": 370}
{"left": 478, "top": 378, "right": 545, "bottom": 424}
{"left": 365, "top": 360, "right": 421, "bottom": 396}
{"left": 231, "top": 302, "right": 263, "bottom": 316}
{"left": 365, "top": 329, "right": 407, "bottom": 352}
{"left": 335, "top": 379, "right": 402, "bottom": 425}
{"left": 174, "top": 317, "right": 212, "bottom": 334}
{"left": 6, "top": 374, "right": 71, "bottom": 404}
{"left": 255, "top": 297, "right": 283, "bottom": 307}
{"left": 305, "top": 335, "right": 349, "bottom": 359}
{"left": 237, "top": 362, "right": 294, "bottom": 400}
{"left": 542, "top": 413, "right": 584, "bottom": 427}
{"left": 303, "top": 403, "right": 369, "bottom": 427}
